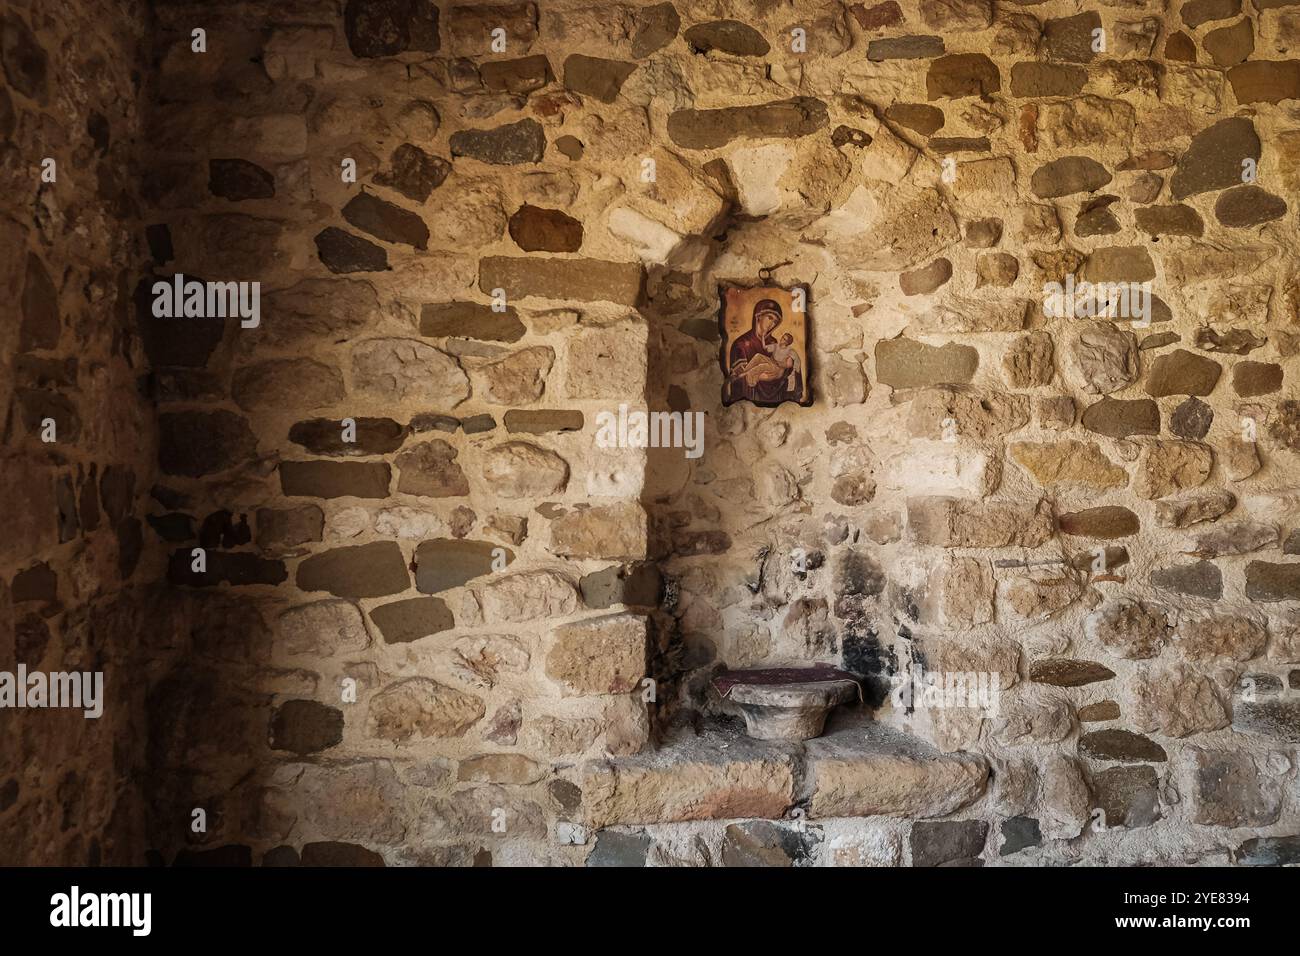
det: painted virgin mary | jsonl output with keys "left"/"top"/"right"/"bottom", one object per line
{"left": 726, "top": 298, "right": 799, "bottom": 404}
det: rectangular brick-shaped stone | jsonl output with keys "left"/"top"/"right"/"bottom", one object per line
{"left": 666, "top": 97, "right": 829, "bottom": 150}
{"left": 867, "top": 35, "right": 944, "bottom": 61}
{"left": 548, "top": 501, "right": 647, "bottom": 561}
{"left": 280, "top": 460, "right": 391, "bottom": 498}
{"left": 908, "top": 496, "right": 1055, "bottom": 548}
{"left": 1233, "top": 699, "right": 1300, "bottom": 743}
{"left": 503, "top": 409, "right": 584, "bottom": 433}
{"left": 167, "top": 549, "right": 287, "bottom": 587}
{"left": 546, "top": 612, "right": 648, "bottom": 696}
{"left": 806, "top": 719, "right": 989, "bottom": 818}
{"left": 1245, "top": 561, "right": 1300, "bottom": 601}
{"left": 478, "top": 256, "right": 644, "bottom": 306}
{"left": 581, "top": 729, "right": 796, "bottom": 827}
{"left": 875, "top": 338, "right": 978, "bottom": 388}
{"left": 296, "top": 541, "right": 410, "bottom": 598}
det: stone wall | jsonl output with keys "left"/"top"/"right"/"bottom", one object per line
{"left": 639, "top": 0, "right": 1300, "bottom": 866}
{"left": 1, "top": 0, "right": 159, "bottom": 864}
{"left": 7, "top": 0, "right": 1300, "bottom": 867}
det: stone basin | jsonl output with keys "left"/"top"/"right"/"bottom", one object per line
{"left": 713, "top": 666, "right": 860, "bottom": 741}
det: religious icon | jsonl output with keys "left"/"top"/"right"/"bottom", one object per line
{"left": 718, "top": 282, "right": 812, "bottom": 407}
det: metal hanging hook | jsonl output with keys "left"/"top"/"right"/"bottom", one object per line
{"left": 758, "top": 260, "right": 793, "bottom": 283}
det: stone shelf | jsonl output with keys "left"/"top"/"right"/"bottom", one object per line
{"left": 579, "top": 713, "right": 988, "bottom": 828}
{"left": 805, "top": 716, "right": 989, "bottom": 819}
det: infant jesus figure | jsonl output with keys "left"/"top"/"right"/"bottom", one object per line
{"left": 768, "top": 333, "right": 802, "bottom": 396}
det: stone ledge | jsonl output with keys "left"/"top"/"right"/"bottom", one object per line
{"left": 805, "top": 716, "right": 990, "bottom": 819}
{"left": 581, "top": 723, "right": 798, "bottom": 829}
{"left": 579, "top": 715, "right": 989, "bottom": 827}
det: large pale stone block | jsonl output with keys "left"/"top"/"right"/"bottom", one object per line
{"left": 806, "top": 720, "right": 989, "bottom": 818}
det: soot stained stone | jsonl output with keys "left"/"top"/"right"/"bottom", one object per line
{"left": 270, "top": 700, "right": 345, "bottom": 754}
{"left": 167, "top": 549, "right": 288, "bottom": 587}
{"left": 1214, "top": 186, "right": 1287, "bottom": 227}
{"left": 721, "top": 821, "right": 813, "bottom": 867}
{"left": 449, "top": 118, "right": 546, "bottom": 165}
{"left": 1134, "top": 204, "right": 1203, "bottom": 238}
{"left": 1151, "top": 561, "right": 1223, "bottom": 599}
{"left": 508, "top": 204, "right": 583, "bottom": 252}
{"left": 1044, "top": 12, "right": 1101, "bottom": 64}
{"left": 344, "top": 0, "right": 440, "bottom": 58}
{"left": 1194, "top": 327, "right": 1266, "bottom": 354}
{"left": 1170, "top": 398, "right": 1212, "bottom": 439}
{"left": 1094, "top": 766, "right": 1161, "bottom": 828}
{"left": 148, "top": 513, "right": 195, "bottom": 542}
{"left": 910, "top": 820, "right": 988, "bottom": 867}
{"left": 1078, "top": 729, "right": 1167, "bottom": 762}
{"left": 279, "top": 461, "right": 392, "bottom": 498}
{"left": 255, "top": 506, "right": 324, "bottom": 551}
{"left": 420, "top": 302, "right": 526, "bottom": 341}
{"left": 1, "top": 12, "right": 48, "bottom": 101}
{"left": 1232, "top": 362, "right": 1283, "bottom": 397}
{"left": 1010, "top": 62, "right": 1087, "bottom": 97}
{"left": 342, "top": 192, "right": 429, "bottom": 250}
{"left": 868, "top": 36, "right": 945, "bottom": 61}
{"left": 1031, "top": 156, "right": 1111, "bottom": 199}
{"left": 631, "top": 2, "right": 680, "bottom": 58}
{"left": 1170, "top": 118, "right": 1260, "bottom": 200}
{"left": 480, "top": 55, "right": 553, "bottom": 94}
{"left": 1000, "top": 817, "right": 1041, "bottom": 855}
{"left": 684, "top": 20, "right": 770, "bottom": 57}
{"left": 1029, "top": 659, "right": 1115, "bottom": 687}
{"left": 1058, "top": 506, "right": 1139, "bottom": 539}
{"left": 925, "top": 54, "right": 1000, "bottom": 100}
{"left": 314, "top": 227, "right": 390, "bottom": 273}
{"left": 296, "top": 541, "right": 410, "bottom": 598}
{"left": 1245, "top": 562, "right": 1300, "bottom": 602}
{"left": 199, "top": 510, "right": 251, "bottom": 549}
{"left": 135, "top": 278, "right": 226, "bottom": 368}
{"left": 587, "top": 831, "right": 650, "bottom": 867}
{"left": 10, "top": 562, "right": 57, "bottom": 605}
{"left": 209, "top": 159, "right": 275, "bottom": 200}
{"left": 578, "top": 563, "right": 663, "bottom": 609}
{"left": 563, "top": 54, "right": 638, "bottom": 103}
{"left": 158, "top": 411, "right": 257, "bottom": 477}
{"left": 370, "top": 596, "right": 456, "bottom": 644}
{"left": 1080, "top": 398, "right": 1159, "bottom": 439}
{"left": 1144, "top": 349, "right": 1222, "bottom": 397}
{"left": 373, "top": 143, "right": 451, "bottom": 202}
{"left": 20, "top": 253, "right": 59, "bottom": 351}
{"left": 289, "top": 417, "right": 407, "bottom": 456}
{"left": 414, "top": 539, "right": 509, "bottom": 593}
{"left": 146, "top": 224, "right": 174, "bottom": 264}
{"left": 1227, "top": 60, "right": 1300, "bottom": 104}
{"left": 885, "top": 103, "right": 945, "bottom": 135}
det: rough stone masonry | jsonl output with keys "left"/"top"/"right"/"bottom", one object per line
{"left": 4, "top": 0, "right": 1300, "bottom": 868}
